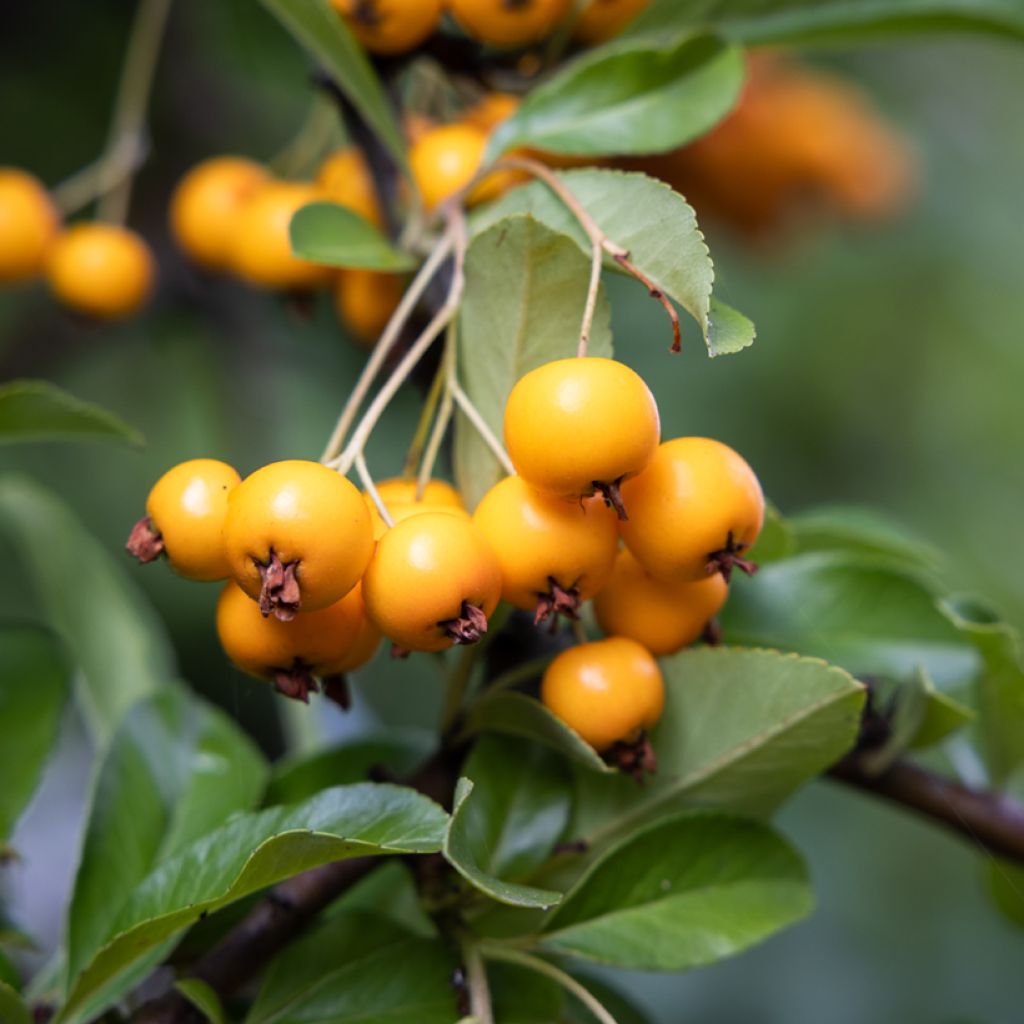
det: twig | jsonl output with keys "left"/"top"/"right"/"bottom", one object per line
{"left": 416, "top": 323, "right": 457, "bottom": 497}
{"left": 450, "top": 382, "right": 515, "bottom": 477}
{"left": 403, "top": 360, "right": 447, "bottom": 478}
{"left": 460, "top": 937, "right": 495, "bottom": 1024}
{"left": 578, "top": 238, "right": 603, "bottom": 357}
{"left": 355, "top": 452, "right": 393, "bottom": 528}
{"left": 96, "top": 0, "right": 173, "bottom": 225}
{"left": 52, "top": 135, "right": 148, "bottom": 216}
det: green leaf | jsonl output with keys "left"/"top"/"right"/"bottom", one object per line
{"left": 540, "top": 812, "right": 812, "bottom": 970}
{"left": 569, "top": 648, "right": 865, "bottom": 844}
{"left": 940, "top": 596, "right": 1024, "bottom": 786}
{"left": 459, "top": 735, "right": 572, "bottom": 879}
{"left": 747, "top": 502, "right": 796, "bottom": 564}
{"left": 472, "top": 169, "right": 751, "bottom": 357}
{"left": 289, "top": 202, "right": 415, "bottom": 271}
{"left": 0, "top": 980, "right": 31, "bottom": 1024}
{"left": 487, "top": 34, "right": 743, "bottom": 159}
{"left": 463, "top": 692, "right": 615, "bottom": 775}
{"left": 257, "top": 0, "right": 407, "bottom": 170}
{"left": 265, "top": 731, "right": 432, "bottom": 805}
{"left": 623, "top": 0, "right": 1024, "bottom": 45}
{"left": 0, "top": 474, "right": 176, "bottom": 743}
{"left": 0, "top": 951, "right": 19, "bottom": 991}
{"left": 444, "top": 780, "right": 563, "bottom": 909}
{"left": 721, "top": 552, "right": 978, "bottom": 687}
{"left": 0, "top": 380, "right": 143, "bottom": 447}
{"left": 247, "top": 908, "right": 457, "bottom": 1024}
{"left": 0, "top": 626, "right": 69, "bottom": 841}
{"left": 455, "top": 215, "right": 612, "bottom": 508}
{"left": 985, "top": 858, "right": 1024, "bottom": 929}
{"left": 176, "top": 979, "right": 227, "bottom": 1024}
{"left": 330, "top": 860, "right": 437, "bottom": 938}
{"left": 60, "top": 783, "right": 449, "bottom": 1023}
{"left": 65, "top": 687, "right": 268, "bottom": 1004}
{"left": 490, "top": 961, "right": 565, "bottom": 1024}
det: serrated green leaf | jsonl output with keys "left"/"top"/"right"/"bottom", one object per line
{"left": 462, "top": 692, "right": 615, "bottom": 774}
{"left": 257, "top": 0, "right": 407, "bottom": 170}
{"left": 487, "top": 34, "right": 743, "bottom": 159}
{"left": 455, "top": 215, "right": 612, "bottom": 508}
{"left": 569, "top": 648, "right": 865, "bottom": 844}
{"left": 444, "top": 780, "right": 563, "bottom": 909}
{"left": 0, "top": 980, "right": 31, "bottom": 1024}
{"left": 941, "top": 596, "right": 1024, "bottom": 786}
{"left": 59, "top": 783, "right": 449, "bottom": 1023}
{"left": 472, "top": 169, "right": 752, "bottom": 357}
{"left": 176, "top": 979, "right": 227, "bottom": 1024}
{"left": 0, "top": 626, "right": 68, "bottom": 841}
{"left": 0, "top": 475, "right": 175, "bottom": 743}
{"left": 65, "top": 688, "right": 268, "bottom": 1001}
{"left": 0, "top": 380, "right": 143, "bottom": 447}
{"left": 623, "top": 0, "right": 1024, "bottom": 45}
{"left": 721, "top": 552, "right": 978, "bottom": 687}
{"left": 289, "top": 202, "right": 415, "bottom": 271}
{"left": 265, "top": 731, "right": 432, "bottom": 806}
{"left": 540, "top": 812, "right": 812, "bottom": 969}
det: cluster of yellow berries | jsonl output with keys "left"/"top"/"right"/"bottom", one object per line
{"left": 127, "top": 355, "right": 764, "bottom": 767}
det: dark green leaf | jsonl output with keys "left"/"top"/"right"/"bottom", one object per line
{"left": 289, "top": 202, "right": 415, "bottom": 271}
{"left": 65, "top": 688, "right": 268, "bottom": 1000}
{"left": 265, "top": 731, "right": 432, "bottom": 805}
{"left": 60, "top": 784, "right": 449, "bottom": 1023}
{"left": 247, "top": 908, "right": 456, "bottom": 1024}
{"left": 0, "top": 474, "right": 176, "bottom": 743}
{"left": 444, "top": 780, "right": 563, "bottom": 909}
{"left": 721, "top": 552, "right": 978, "bottom": 687}
{"left": 487, "top": 34, "right": 744, "bottom": 158}
{"left": 941, "top": 596, "right": 1024, "bottom": 786}
{"left": 0, "top": 626, "right": 68, "bottom": 841}
{"left": 0, "top": 380, "right": 143, "bottom": 447}
{"left": 257, "top": 0, "right": 407, "bottom": 170}
{"left": 0, "top": 981, "right": 30, "bottom": 1024}
{"left": 0, "top": 951, "right": 19, "bottom": 991}
{"left": 455, "top": 215, "right": 612, "bottom": 507}
{"left": 985, "top": 858, "right": 1024, "bottom": 929}
{"left": 331, "top": 860, "right": 437, "bottom": 937}
{"left": 623, "top": 0, "right": 1024, "bottom": 45}
{"left": 459, "top": 735, "right": 572, "bottom": 879}
{"left": 463, "top": 692, "right": 615, "bottom": 774}
{"left": 568, "top": 647, "right": 865, "bottom": 844}
{"left": 472, "top": 169, "right": 752, "bottom": 357}
{"left": 491, "top": 961, "right": 565, "bottom": 1024}
{"left": 747, "top": 502, "right": 796, "bottom": 564}
{"left": 175, "top": 979, "right": 227, "bottom": 1024}
{"left": 541, "top": 812, "right": 812, "bottom": 969}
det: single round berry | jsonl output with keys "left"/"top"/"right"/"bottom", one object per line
{"left": 472, "top": 475, "right": 618, "bottom": 622}
{"left": 362, "top": 512, "right": 501, "bottom": 652}
{"left": 503, "top": 357, "right": 660, "bottom": 515}
{"left": 0, "top": 168, "right": 59, "bottom": 283}
{"left": 541, "top": 637, "right": 664, "bottom": 752}
{"left": 216, "top": 580, "right": 377, "bottom": 703}
{"left": 47, "top": 223, "right": 154, "bottom": 319}
{"left": 593, "top": 548, "right": 728, "bottom": 655}
{"left": 334, "top": 269, "right": 404, "bottom": 346}
{"left": 374, "top": 477, "right": 464, "bottom": 510}
{"left": 367, "top": 501, "right": 470, "bottom": 542}
{"left": 619, "top": 437, "right": 765, "bottom": 583}
{"left": 409, "top": 124, "right": 495, "bottom": 211}
{"left": 330, "top": 0, "right": 443, "bottom": 55}
{"left": 229, "top": 181, "right": 331, "bottom": 291}
{"left": 448, "top": 0, "right": 572, "bottom": 48}
{"left": 169, "top": 157, "right": 269, "bottom": 271}
{"left": 463, "top": 93, "right": 520, "bottom": 133}
{"left": 223, "top": 460, "right": 374, "bottom": 620}
{"left": 574, "top": 0, "right": 649, "bottom": 43}
{"left": 126, "top": 458, "right": 241, "bottom": 580}
{"left": 316, "top": 147, "right": 382, "bottom": 226}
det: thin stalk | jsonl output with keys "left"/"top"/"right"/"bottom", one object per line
{"left": 483, "top": 653, "right": 552, "bottom": 695}
{"left": 96, "top": 0, "right": 173, "bottom": 225}
{"left": 402, "top": 358, "right": 447, "bottom": 478}
{"left": 52, "top": 135, "right": 147, "bottom": 216}
{"left": 578, "top": 238, "right": 603, "bottom": 357}
{"left": 355, "top": 453, "right": 393, "bottom": 528}
{"left": 334, "top": 210, "right": 467, "bottom": 477}
{"left": 450, "top": 382, "right": 515, "bottom": 476}
{"left": 481, "top": 947, "right": 618, "bottom": 1024}
{"left": 320, "top": 231, "right": 455, "bottom": 464}
{"left": 460, "top": 938, "right": 495, "bottom": 1024}
{"left": 416, "top": 324, "right": 456, "bottom": 498}
{"left": 441, "top": 644, "right": 480, "bottom": 736}
{"left": 270, "top": 97, "right": 338, "bottom": 180}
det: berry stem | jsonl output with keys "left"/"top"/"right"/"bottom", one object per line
{"left": 460, "top": 936, "right": 495, "bottom": 1024}
{"left": 480, "top": 947, "right": 619, "bottom": 1024}
{"left": 450, "top": 381, "right": 515, "bottom": 477}
{"left": 577, "top": 236, "right": 603, "bottom": 358}
{"left": 52, "top": 136, "right": 148, "bottom": 217}
{"left": 355, "top": 452, "right": 393, "bottom": 528}
{"left": 416, "top": 322, "right": 457, "bottom": 499}
{"left": 402, "top": 357, "right": 447, "bottom": 478}
{"left": 96, "top": 0, "right": 173, "bottom": 226}
{"left": 268, "top": 96, "right": 339, "bottom": 180}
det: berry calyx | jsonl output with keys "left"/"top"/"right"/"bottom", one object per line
{"left": 0, "top": 168, "right": 59, "bottom": 283}
{"left": 503, "top": 357, "right": 660, "bottom": 514}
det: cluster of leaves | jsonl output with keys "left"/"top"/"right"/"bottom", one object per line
{"left": 4, "top": 0, "right": 1024, "bottom": 1022}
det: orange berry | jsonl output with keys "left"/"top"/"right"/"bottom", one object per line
{"left": 574, "top": 0, "right": 648, "bottom": 43}
{"left": 541, "top": 637, "right": 664, "bottom": 751}
{"left": 463, "top": 93, "right": 521, "bottom": 133}
{"left": 169, "top": 157, "right": 269, "bottom": 270}
{"left": 334, "top": 269, "right": 404, "bottom": 346}
{"left": 409, "top": 124, "right": 511, "bottom": 210}
{"left": 472, "top": 475, "right": 617, "bottom": 621}
{"left": 374, "top": 477, "right": 464, "bottom": 510}
{"left": 0, "top": 168, "right": 59, "bottom": 283}
{"left": 619, "top": 437, "right": 764, "bottom": 583}
{"left": 223, "top": 460, "right": 374, "bottom": 619}
{"left": 47, "top": 223, "right": 154, "bottom": 319}
{"left": 362, "top": 512, "right": 501, "bottom": 652}
{"left": 330, "top": 0, "right": 443, "bottom": 55}
{"left": 315, "top": 148, "right": 382, "bottom": 226}
{"left": 593, "top": 549, "right": 728, "bottom": 655}
{"left": 448, "top": 0, "right": 572, "bottom": 48}
{"left": 367, "top": 500, "right": 470, "bottom": 541}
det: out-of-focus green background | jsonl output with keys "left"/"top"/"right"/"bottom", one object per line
{"left": 3, "top": 2, "right": 1023, "bottom": 1020}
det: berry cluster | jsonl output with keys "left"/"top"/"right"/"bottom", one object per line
{"left": 127, "top": 355, "right": 764, "bottom": 774}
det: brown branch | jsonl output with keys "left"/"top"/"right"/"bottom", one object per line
{"left": 829, "top": 754, "right": 1024, "bottom": 863}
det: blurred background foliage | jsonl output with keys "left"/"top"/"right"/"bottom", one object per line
{"left": 2, "top": 1, "right": 1023, "bottom": 1020}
